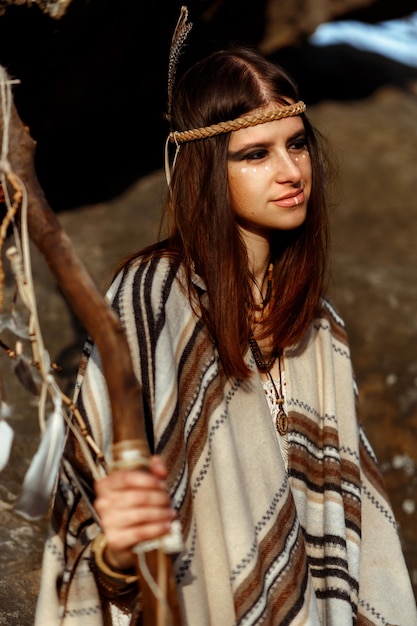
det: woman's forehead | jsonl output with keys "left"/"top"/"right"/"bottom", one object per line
{"left": 228, "top": 114, "right": 305, "bottom": 149}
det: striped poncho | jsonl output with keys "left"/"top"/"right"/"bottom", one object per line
{"left": 36, "top": 253, "right": 417, "bottom": 625}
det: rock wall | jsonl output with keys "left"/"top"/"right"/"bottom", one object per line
{"left": 260, "top": 0, "right": 376, "bottom": 51}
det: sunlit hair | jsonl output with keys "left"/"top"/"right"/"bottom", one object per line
{"left": 122, "top": 46, "right": 331, "bottom": 379}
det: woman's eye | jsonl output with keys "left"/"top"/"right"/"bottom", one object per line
{"left": 245, "top": 149, "right": 268, "bottom": 161}
{"left": 289, "top": 138, "right": 308, "bottom": 152}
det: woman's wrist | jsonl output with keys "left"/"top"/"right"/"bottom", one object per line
{"left": 103, "top": 541, "right": 137, "bottom": 572}
{"left": 90, "top": 532, "right": 139, "bottom": 598}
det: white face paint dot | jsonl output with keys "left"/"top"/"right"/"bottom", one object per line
{"left": 241, "top": 167, "right": 247, "bottom": 173}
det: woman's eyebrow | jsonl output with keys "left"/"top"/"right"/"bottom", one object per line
{"left": 288, "top": 129, "right": 306, "bottom": 142}
{"left": 228, "top": 129, "right": 306, "bottom": 160}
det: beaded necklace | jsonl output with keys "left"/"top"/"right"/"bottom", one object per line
{"left": 248, "top": 333, "right": 277, "bottom": 372}
{"left": 247, "top": 261, "right": 288, "bottom": 435}
{"left": 248, "top": 333, "right": 288, "bottom": 436}
{"left": 247, "top": 262, "right": 274, "bottom": 324}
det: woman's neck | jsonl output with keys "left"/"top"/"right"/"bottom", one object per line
{"left": 236, "top": 225, "right": 272, "bottom": 306}
{"left": 245, "top": 238, "right": 272, "bottom": 295}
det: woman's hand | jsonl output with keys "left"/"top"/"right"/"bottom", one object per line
{"left": 94, "top": 455, "right": 177, "bottom": 571}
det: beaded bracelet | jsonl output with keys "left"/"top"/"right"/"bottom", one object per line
{"left": 90, "top": 532, "right": 140, "bottom": 598}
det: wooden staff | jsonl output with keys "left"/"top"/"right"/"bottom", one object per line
{"left": 0, "top": 74, "right": 182, "bottom": 626}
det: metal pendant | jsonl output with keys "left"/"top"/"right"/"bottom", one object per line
{"left": 276, "top": 409, "right": 288, "bottom": 435}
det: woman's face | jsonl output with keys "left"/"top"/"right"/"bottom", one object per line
{"left": 227, "top": 108, "right": 311, "bottom": 243}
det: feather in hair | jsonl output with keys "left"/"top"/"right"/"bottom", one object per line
{"left": 167, "top": 6, "right": 192, "bottom": 117}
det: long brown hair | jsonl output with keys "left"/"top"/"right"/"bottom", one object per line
{"left": 122, "top": 47, "right": 331, "bottom": 379}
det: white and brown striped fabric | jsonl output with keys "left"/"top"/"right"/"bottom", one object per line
{"left": 36, "top": 253, "right": 417, "bottom": 625}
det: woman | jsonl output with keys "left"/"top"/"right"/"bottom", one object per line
{"left": 36, "top": 46, "right": 417, "bottom": 625}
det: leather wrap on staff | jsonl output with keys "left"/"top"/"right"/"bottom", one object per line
{"left": 0, "top": 78, "right": 182, "bottom": 626}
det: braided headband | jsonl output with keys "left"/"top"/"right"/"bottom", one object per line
{"left": 169, "top": 101, "right": 306, "bottom": 144}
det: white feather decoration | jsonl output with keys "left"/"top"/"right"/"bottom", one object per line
{"left": 14, "top": 378, "right": 66, "bottom": 520}
{"left": 0, "top": 69, "right": 69, "bottom": 512}
{"left": 0, "top": 416, "right": 14, "bottom": 472}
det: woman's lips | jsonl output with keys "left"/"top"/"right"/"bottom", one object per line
{"left": 274, "top": 190, "right": 305, "bottom": 207}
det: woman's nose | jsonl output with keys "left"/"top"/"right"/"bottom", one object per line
{"left": 274, "top": 152, "right": 301, "bottom": 183}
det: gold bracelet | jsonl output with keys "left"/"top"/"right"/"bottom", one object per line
{"left": 90, "top": 533, "right": 139, "bottom": 597}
